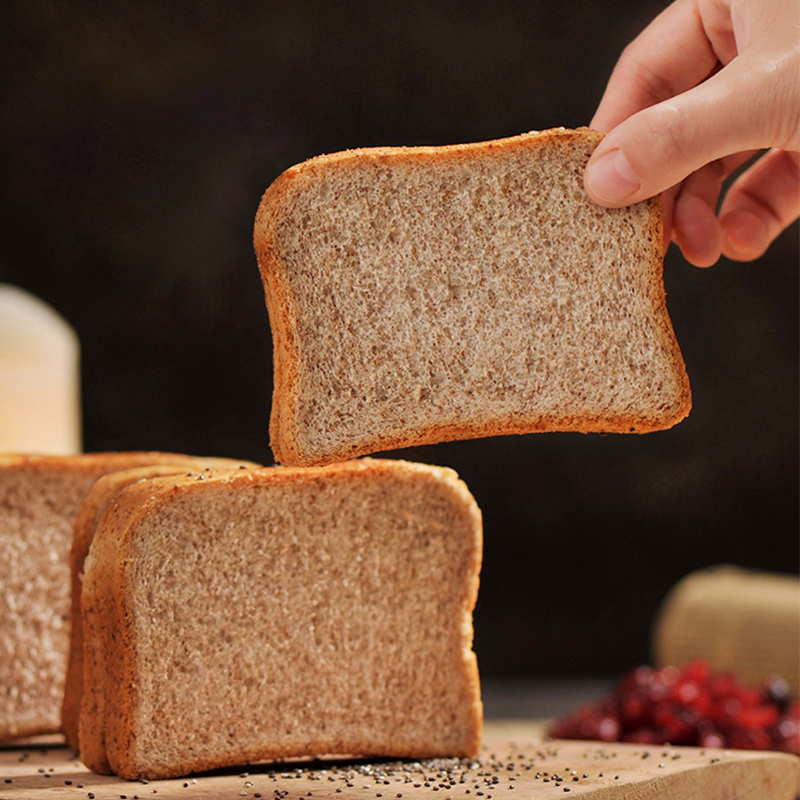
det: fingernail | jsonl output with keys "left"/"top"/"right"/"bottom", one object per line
{"left": 586, "top": 149, "right": 641, "bottom": 204}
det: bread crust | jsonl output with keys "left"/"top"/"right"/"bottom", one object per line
{"left": 0, "top": 451, "right": 243, "bottom": 743}
{"left": 82, "top": 460, "right": 483, "bottom": 779}
{"left": 254, "top": 128, "right": 691, "bottom": 467}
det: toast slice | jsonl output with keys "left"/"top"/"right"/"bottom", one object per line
{"left": 62, "top": 460, "right": 258, "bottom": 751}
{"left": 80, "top": 459, "right": 482, "bottom": 779}
{"left": 0, "top": 452, "right": 255, "bottom": 743}
{"left": 254, "top": 128, "right": 691, "bottom": 467}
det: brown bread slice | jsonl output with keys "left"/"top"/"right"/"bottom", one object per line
{"left": 62, "top": 459, "right": 259, "bottom": 751}
{"left": 254, "top": 128, "right": 691, "bottom": 467}
{"left": 80, "top": 459, "right": 482, "bottom": 780}
{"left": 0, "top": 452, "right": 254, "bottom": 743}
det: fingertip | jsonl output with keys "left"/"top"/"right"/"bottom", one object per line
{"left": 587, "top": 111, "right": 612, "bottom": 135}
{"left": 584, "top": 148, "right": 643, "bottom": 207}
{"left": 682, "top": 247, "right": 722, "bottom": 268}
{"left": 673, "top": 193, "right": 722, "bottom": 268}
{"left": 720, "top": 210, "right": 770, "bottom": 261}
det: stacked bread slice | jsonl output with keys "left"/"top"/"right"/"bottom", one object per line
{"left": 61, "top": 462, "right": 257, "bottom": 750}
{"left": 76, "top": 460, "right": 482, "bottom": 779}
{"left": 2, "top": 453, "right": 483, "bottom": 781}
{"left": 0, "top": 452, "right": 253, "bottom": 743}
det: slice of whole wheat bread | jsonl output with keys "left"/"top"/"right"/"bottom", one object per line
{"left": 0, "top": 452, "right": 255, "bottom": 743}
{"left": 254, "top": 128, "right": 691, "bottom": 467}
{"left": 80, "top": 459, "right": 482, "bottom": 780}
{"left": 62, "top": 459, "right": 259, "bottom": 751}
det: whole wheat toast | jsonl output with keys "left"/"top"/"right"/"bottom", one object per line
{"left": 254, "top": 128, "right": 691, "bottom": 466}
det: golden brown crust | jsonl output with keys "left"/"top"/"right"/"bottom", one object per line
{"left": 253, "top": 129, "right": 691, "bottom": 467}
{"left": 82, "top": 460, "right": 482, "bottom": 780}
{"left": 80, "top": 481, "right": 161, "bottom": 774}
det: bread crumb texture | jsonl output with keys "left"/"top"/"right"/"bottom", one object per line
{"left": 255, "top": 129, "right": 691, "bottom": 466}
{"left": 85, "top": 460, "right": 483, "bottom": 780}
{"left": 0, "top": 464, "right": 90, "bottom": 740}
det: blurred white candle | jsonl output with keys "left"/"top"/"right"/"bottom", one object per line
{"left": 0, "top": 284, "right": 81, "bottom": 454}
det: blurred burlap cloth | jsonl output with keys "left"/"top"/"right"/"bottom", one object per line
{"left": 653, "top": 565, "right": 800, "bottom": 696}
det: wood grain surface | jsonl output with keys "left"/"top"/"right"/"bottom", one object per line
{"left": 0, "top": 722, "right": 797, "bottom": 800}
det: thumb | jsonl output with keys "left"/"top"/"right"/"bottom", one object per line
{"left": 584, "top": 53, "right": 799, "bottom": 207}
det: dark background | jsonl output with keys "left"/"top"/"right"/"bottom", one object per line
{"left": 1, "top": 1, "right": 797, "bottom": 680}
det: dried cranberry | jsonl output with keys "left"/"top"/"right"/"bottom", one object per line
{"left": 548, "top": 660, "right": 797, "bottom": 753}
{"left": 736, "top": 705, "right": 781, "bottom": 730}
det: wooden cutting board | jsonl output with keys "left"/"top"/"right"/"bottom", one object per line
{"left": 0, "top": 721, "right": 797, "bottom": 800}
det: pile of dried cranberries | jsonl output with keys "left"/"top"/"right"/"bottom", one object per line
{"left": 549, "top": 660, "right": 799, "bottom": 753}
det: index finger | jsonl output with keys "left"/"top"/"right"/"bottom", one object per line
{"left": 591, "top": 0, "right": 734, "bottom": 132}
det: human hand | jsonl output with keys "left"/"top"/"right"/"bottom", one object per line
{"left": 583, "top": 0, "right": 799, "bottom": 267}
